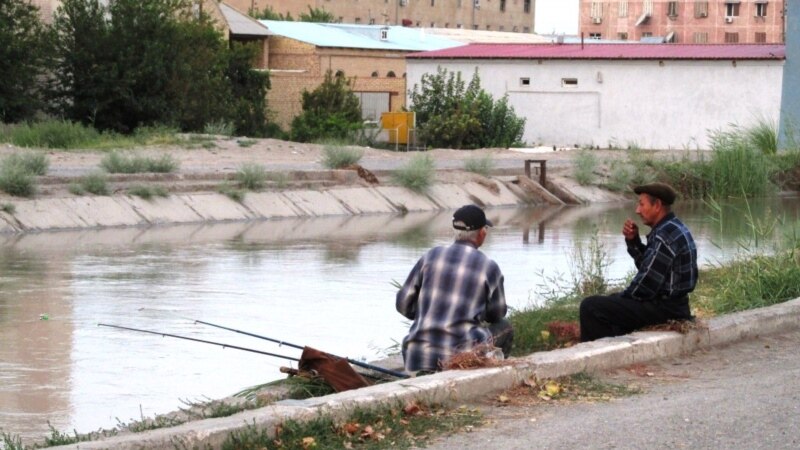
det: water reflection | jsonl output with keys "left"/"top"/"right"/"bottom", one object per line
{"left": 0, "top": 197, "right": 798, "bottom": 445}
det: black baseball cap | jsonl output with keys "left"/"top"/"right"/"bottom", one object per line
{"left": 452, "top": 205, "right": 493, "bottom": 231}
{"left": 633, "top": 182, "right": 678, "bottom": 205}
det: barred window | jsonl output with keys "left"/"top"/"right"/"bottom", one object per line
{"left": 667, "top": 1, "right": 678, "bottom": 17}
{"left": 619, "top": 0, "right": 628, "bottom": 17}
{"left": 694, "top": 1, "right": 709, "bottom": 18}
{"left": 693, "top": 32, "right": 708, "bottom": 43}
{"left": 643, "top": 0, "right": 654, "bottom": 15}
{"left": 724, "top": 32, "right": 739, "bottom": 43}
{"left": 591, "top": 1, "right": 604, "bottom": 19}
{"left": 754, "top": 32, "right": 767, "bottom": 43}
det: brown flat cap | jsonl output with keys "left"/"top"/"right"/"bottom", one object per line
{"left": 633, "top": 182, "right": 678, "bottom": 205}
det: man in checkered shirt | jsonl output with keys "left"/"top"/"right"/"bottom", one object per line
{"left": 396, "top": 204, "right": 513, "bottom": 374}
{"left": 580, "top": 182, "right": 698, "bottom": 342}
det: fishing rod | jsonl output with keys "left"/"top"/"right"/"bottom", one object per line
{"left": 192, "top": 319, "right": 409, "bottom": 379}
{"left": 97, "top": 323, "right": 300, "bottom": 362}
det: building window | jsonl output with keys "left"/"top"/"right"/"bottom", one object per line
{"left": 445, "top": 22, "right": 449, "bottom": 28}
{"left": 618, "top": 32, "right": 629, "bottom": 40}
{"left": 387, "top": 71, "right": 396, "bottom": 78}
{"left": 756, "top": 2, "right": 768, "bottom": 18}
{"left": 431, "top": 0, "right": 435, "bottom": 6}
{"left": 667, "top": 1, "right": 678, "bottom": 17}
{"left": 369, "top": 18, "right": 375, "bottom": 24}
{"left": 520, "top": 77, "right": 531, "bottom": 86}
{"left": 355, "top": 17, "right": 361, "bottom": 24}
{"left": 589, "top": 33, "right": 601, "bottom": 39}
{"left": 694, "top": 1, "right": 709, "bottom": 18}
{"left": 642, "top": 31, "right": 653, "bottom": 37}
{"left": 643, "top": 0, "right": 654, "bottom": 15}
{"left": 486, "top": 24, "right": 491, "bottom": 30}
{"left": 694, "top": 32, "right": 708, "bottom": 43}
{"left": 499, "top": 25, "right": 505, "bottom": 31}
{"left": 513, "top": 25, "right": 518, "bottom": 32}
{"left": 619, "top": 0, "right": 628, "bottom": 17}
{"left": 371, "top": 71, "right": 379, "bottom": 78}
{"left": 524, "top": 0, "right": 531, "bottom": 14}
{"left": 473, "top": 24, "right": 479, "bottom": 30}
{"left": 755, "top": 32, "right": 767, "bottom": 43}
{"left": 561, "top": 78, "right": 578, "bottom": 87}
{"left": 430, "top": 22, "right": 435, "bottom": 27}
{"left": 725, "top": 32, "right": 739, "bottom": 43}
{"left": 523, "top": 26, "right": 530, "bottom": 33}
{"left": 335, "top": 70, "right": 345, "bottom": 78}
{"left": 591, "top": 1, "right": 603, "bottom": 20}
{"left": 500, "top": 0, "right": 506, "bottom": 12}
{"left": 457, "top": 23, "right": 463, "bottom": 28}
{"left": 725, "top": 2, "right": 740, "bottom": 17}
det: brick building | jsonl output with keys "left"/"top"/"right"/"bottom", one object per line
{"left": 227, "top": 0, "right": 536, "bottom": 33}
{"left": 260, "top": 20, "right": 462, "bottom": 130}
{"left": 580, "top": 0, "right": 785, "bottom": 43}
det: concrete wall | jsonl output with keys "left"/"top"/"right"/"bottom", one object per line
{"left": 406, "top": 57, "right": 784, "bottom": 149}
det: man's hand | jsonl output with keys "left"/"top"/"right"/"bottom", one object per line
{"left": 623, "top": 219, "right": 639, "bottom": 240}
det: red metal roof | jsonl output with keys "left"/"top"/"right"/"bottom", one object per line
{"left": 407, "top": 43, "right": 785, "bottom": 61}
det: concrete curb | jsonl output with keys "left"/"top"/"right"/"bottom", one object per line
{"left": 57, "top": 297, "right": 800, "bottom": 449}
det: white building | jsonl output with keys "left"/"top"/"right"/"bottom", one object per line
{"left": 406, "top": 43, "right": 785, "bottom": 149}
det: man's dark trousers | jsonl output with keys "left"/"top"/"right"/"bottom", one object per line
{"left": 579, "top": 294, "right": 691, "bottom": 342}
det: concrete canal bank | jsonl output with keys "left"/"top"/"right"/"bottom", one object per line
{"left": 0, "top": 170, "right": 625, "bottom": 234}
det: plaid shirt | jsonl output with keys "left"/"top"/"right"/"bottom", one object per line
{"left": 622, "top": 212, "right": 698, "bottom": 302}
{"left": 396, "top": 240, "right": 507, "bottom": 372}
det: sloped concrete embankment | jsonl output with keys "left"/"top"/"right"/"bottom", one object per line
{"left": 0, "top": 176, "right": 560, "bottom": 234}
{"left": 51, "top": 297, "right": 800, "bottom": 449}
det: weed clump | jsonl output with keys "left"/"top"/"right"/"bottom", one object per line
{"left": 321, "top": 144, "right": 363, "bottom": 169}
{"left": 236, "top": 163, "right": 267, "bottom": 190}
{"left": 393, "top": 154, "right": 435, "bottom": 193}
{"left": 463, "top": 155, "right": 494, "bottom": 177}
{"left": 70, "top": 172, "right": 109, "bottom": 196}
{"left": 0, "top": 152, "right": 48, "bottom": 197}
{"left": 100, "top": 151, "right": 178, "bottom": 174}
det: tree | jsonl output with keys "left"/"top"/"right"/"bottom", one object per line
{"left": 49, "top": 0, "right": 272, "bottom": 135}
{"left": 0, "top": 0, "right": 51, "bottom": 122}
{"left": 299, "top": 6, "right": 336, "bottom": 23}
{"left": 408, "top": 67, "right": 526, "bottom": 149}
{"left": 249, "top": 5, "right": 293, "bottom": 21}
{"left": 290, "top": 70, "right": 362, "bottom": 142}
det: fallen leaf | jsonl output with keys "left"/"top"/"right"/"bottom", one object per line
{"left": 301, "top": 436, "right": 316, "bottom": 449}
{"left": 523, "top": 377, "right": 538, "bottom": 388}
{"left": 498, "top": 394, "right": 510, "bottom": 403}
{"left": 343, "top": 441, "right": 353, "bottom": 449}
{"left": 361, "top": 425, "right": 375, "bottom": 439}
{"left": 540, "top": 330, "right": 551, "bottom": 341}
{"left": 545, "top": 381, "right": 562, "bottom": 397}
{"left": 343, "top": 422, "right": 360, "bottom": 435}
{"left": 403, "top": 402, "right": 421, "bottom": 416}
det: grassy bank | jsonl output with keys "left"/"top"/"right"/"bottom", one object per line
{"left": 509, "top": 206, "right": 800, "bottom": 355}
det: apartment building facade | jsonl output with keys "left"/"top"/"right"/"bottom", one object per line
{"left": 580, "top": 0, "right": 785, "bottom": 43}
{"left": 227, "top": 0, "right": 536, "bottom": 33}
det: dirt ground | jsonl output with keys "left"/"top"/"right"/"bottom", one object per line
{"left": 0, "top": 137, "right": 705, "bottom": 200}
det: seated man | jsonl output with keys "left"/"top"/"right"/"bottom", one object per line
{"left": 580, "top": 182, "right": 698, "bottom": 342}
{"left": 396, "top": 204, "right": 513, "bottom": 373}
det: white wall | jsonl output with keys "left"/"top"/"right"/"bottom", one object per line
{"left": 406, "top": 58, "right": 783, "bottom": 149}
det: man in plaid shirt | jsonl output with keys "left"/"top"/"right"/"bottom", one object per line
{"left": 396, "top": 204, "right": 513, "bottom": 374}
{"left": 580, "top": 182, "right": 698, "bottom": 342}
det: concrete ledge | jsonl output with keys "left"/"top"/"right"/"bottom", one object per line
{"left": 61, "top": 197, "right": 146, "bottom": 228}
{"left": 121, "top": 195, "right": 204, "bottom": 225}
{"left": 373, "top": 186, "right": 440, "bottom": 212}
{"left": 241, "top": 192, "right": 304, "bottom": 219}
{"left": 178, "top": 193, "right": 255, "bottom": 222}
{"left": 11, "top": 198, "right": 89, "bottom": 231}
{"left": 281, "top": 190, "right": 353, "bottom": 216}
{"left": 54, "top": 297, "right": 800, "bottom": 449}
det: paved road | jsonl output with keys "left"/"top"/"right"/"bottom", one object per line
{"left": 424, "top": 330, "right": 800, "bottom": 450}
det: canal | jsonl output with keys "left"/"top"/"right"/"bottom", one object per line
{"left": 1, "top": 197, "right": 798, "bottom": 443}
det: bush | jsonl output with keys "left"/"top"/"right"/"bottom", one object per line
{"left": 290, "top": 70, "right": 363, "bottom": 142}
{"left": 321, "top": 145, "right": 363, "bottom": 169}
{"left": 100, "top": 151, "right": 178, "bottom": 174}
{"left": 408, "top": 67, "right": 525, "bottom": 149}
{"left": 77, "top": 172, "right": 109, "bottom": 195}
{"left": 236, "top": 163, "right": 267, "bottom": 190}
{"left": 3, "top": 152, "right": 49, "bottom": 175}
{"left": 203, "top": 120, "right": 235, "bottom": 137}
{"left": 393, "top": 154, "right": 435, "bottom": 193}
{"left": 464, "top": 155, "right": 494, "bottom": 177}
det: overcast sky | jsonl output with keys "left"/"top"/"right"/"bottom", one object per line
{"left": 535, "top": 0, "right": 580, "bottom": 35}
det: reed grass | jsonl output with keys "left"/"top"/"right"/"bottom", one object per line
{"left": 127, "top": 185, "right": 169, "bottom": 199}
{"left": 392, "top": 154, "right": 435, "bottom": 193}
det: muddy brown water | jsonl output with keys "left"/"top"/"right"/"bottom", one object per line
{"left": 1, "top": 198, "right": 798, "bottom": 444}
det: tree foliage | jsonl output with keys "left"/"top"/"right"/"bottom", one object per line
{"left": 48, "top": 0, "right": 272, "bottom": 136}
{"left": 0, "top": 0, "right": 51, "bottom": 122}
{"left": 299, "top": 6, "right": 336, "bottom": 23}
{"left": 408, "top": 67, "right": 526, "bottom": 149}
{"left": 249, "top": 5, "right": 293, "bottom": 21}
{"left": 290, "top": 70, "right": 362, "bottom": 142}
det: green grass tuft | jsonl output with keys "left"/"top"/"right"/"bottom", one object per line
{"left": 393, "top": 154, "right": 435, "bottom": 193}
{"left": 0, "top": 161, "right": 36, "bottom": 197}
{"left": 1, "top": 203, "right": 15, "bottom": 214}
{"left": 321, "top": 144, "right": 364, "bottom": 169}
{"left": 463, "top": 155, "right": 495, "bottom": 177}
{"left": 128, "top": 185, "right": 169, "bottom": 199}
{"left": 77, "top": 172, "right": 110, "bottom": 195}
{"left": 1, "top": 120, "right": 101, "bottom": 149}
{"left": 236, "top": 163, "right": 267, "bottom": 190}
{"left": 573, "top": 149, "right": 597, "bottom": 185}
{"left": 203, "top": 120, "right": 235, "bottom": 137}
{"left": 100, "top": 151, "right": 178, "bottom": 174}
